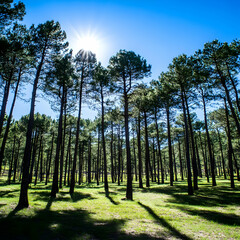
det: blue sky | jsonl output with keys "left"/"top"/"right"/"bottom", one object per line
{"left": 8, "top": 0, "right": 240, "bottom": 120}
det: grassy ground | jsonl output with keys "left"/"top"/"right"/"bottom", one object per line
{"left": 0, "top": 178, "right": 239, "bottom": 239}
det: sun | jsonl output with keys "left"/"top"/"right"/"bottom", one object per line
{"left": 76, "top": 31, "right": 105, "bottom": 58}
{"left": 70, "top": 27, "right": 108, "bottom": 61}
{"left": 79, "top": 33, "right": 100, "bottom": 52}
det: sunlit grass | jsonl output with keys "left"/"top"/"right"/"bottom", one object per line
{"left": 0, "top": 177, "right": 239, "bottom": 239}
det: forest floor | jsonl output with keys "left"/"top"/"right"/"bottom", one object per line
{"left": 0, "top": 178, "right": 239, "bottom": 240}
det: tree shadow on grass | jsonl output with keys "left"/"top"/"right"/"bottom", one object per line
{"left": 138, "top": 202, "right": 193, "bottom": 240}
{"left": 0, "top": 189, "right": 19, "bottom": 198}
{"left": 178, "top": 207, "right": 240, "bottom": 226}
{"left": 1, "top": 206, "right": 164, "bottom": 240}
{"left": 33, "top": 191, "right": 96, "bottom": 203}
{"left": 70, "top": 191, "right": 96, "bottom": 202}
{"left": 106, "top": 195, "right": 120, "bottom": 205}
{"left": 143, "top": 185, "right": 240, "bottom": 207}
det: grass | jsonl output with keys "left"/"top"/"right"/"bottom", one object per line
{"left": 0, "top": 178, "right": 239, "bottom": 239}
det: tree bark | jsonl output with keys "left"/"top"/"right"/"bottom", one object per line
{"left": 17, "top": 46, "right": 46, "bottom": 209}
{"left": 143, "top": 110, "right": 150, "bottom": 187}
{"left": 0, "top": 68, "right": 21, "bottom": 172}
{"left": 181, "top": 90, "right": 193, "bottom": 195}
{"left": 166, "top": 106, "right": 173, "bottom": 186}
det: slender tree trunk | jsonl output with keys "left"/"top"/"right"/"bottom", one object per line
{"left": 177, "top": 137, "right": 184, "bottom": 181}
{"left": 64, "top": 129, "right": 72, "bottom": 186}
{"left": 166, "top": 106, "right": 173, "bottom": 186}
{"left": 232, "top": 151, "right": 240, "bottom": 181}
{"left": 124, "top": 84, "right": 132, "bottom": 200}
{"left": 215, "top": 61, "right": 240, "bottom": 136}
{"left": 132, "top": 130, "right": 138, "bottom": 181}
{"left": 59, "top": 106, "right": 67, "bottom": 189}
{"left": 136, "top": 116, "right": 143, "bottom": 188}
{"left": 8, "top": 135, "right": 16, "bottom": 184}
{"left": 201, "top": 90, "right": 216, "bottom": 186}
{"left": 51, "top": 90, "right": 64, "bottom": 197}
{"left": 87, "top": 137, "right": 92, "bottom": 183}
{"left": 143, "top": 110, "right": 150, "bottom": 187}
{"left": 110, "top": 121, "right": 114, "bottom": 183}
{"left": 0, "top": 56, "right": 16, "bottom": 137}
{"left": 29, "top": 131, "right": 39, "bottom": 183}
{"left": 226, "top": 62, "right": 240, "bottom": 114}
{"left": 181, "top": 90, "right": 193, "bottom": 195}
{"left": 217, "top": 128, "right": 226, "bottom": 179}
{"left": 70, "top": 72, "right": 84, "bottom": 195}
{"left": 224, "top": 98, "right": 234, "bottom": 188}
{"left": 39, "top": 141, "right": 43, "bottom": 182}
{"left": 13, "top": 139, "right": 21, "bottom": 183}
{"left": 0, "top": 68, "right": 21, "bottom": 172}
{"left": 152, "top": 138, "right": 156, "bottom": 182}
{"left": 34, "top": 136, "right": 42, "bottom": 186}
{"left": 195, "top": 137, "right": 202, "bottom": 178}
{"left": 172, "top": 144, "right": 177, "bottom": 182}
{"left": 101, "top": 88, "right": 109, "bottom": 196}
{"left": 45, "top": 132, "right": 54, "bottom": 185}
{"left": 96, "top": 127, "right": 100, "bottom": 186}
{"left": 17, "top": 48, "right": 46, "bottom": 209}
{"left": 117, "top": 126, "right": 121, "bottom": 186}
{"left": 185, "top": 92, "right": 198, "bottom": 190}
{"left": 154, "top": 109, "right": 164, "bottom": 184}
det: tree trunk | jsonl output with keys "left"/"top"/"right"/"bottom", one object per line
{"left": 195, "top": 136, "right": 202, "bottom": 178}
{"left": 124, "top": 82, "right": 132, "bottom": 200}
{"left": 87, "top": 137, "right": 92, "bottom": 183}
{"left": 101, "top": 87, "right": 109, "bottom": 196}
{"left": 181, "top": 90, "right": 193, "bottom": 195}
{"left": 17, "top": 48, "right": 46, "bottom": 209}
{"left": 172, "top": 144, "right": 177, "bottom": 182}
{"left": 177, "top": 137, "right": 184, "bottom": 181}
{"left": 166, "top": 106, "right": 173, "bottom": 186}
{"left": 117, "top": 125, "right": 121, "bottom": 186}
{"left": 13, "top": 138, "right": 21, "bottom": 183}
{"left": 152, "top": 138, "right": 156, "bottom": 182}
{"left": 132, "top": 130, "right": 138, "bottom": 181}
{"left": 59, "top": 106, "right": 67, "bottom": 189}
{"left": 34, "top": 136, "right": 42, "bottom": 186}
{"left": 185, "top": 92, "right": 198, "bottom": 190}
{"left": 70, "top": 71, "right": 84, "bottom": 195}
{"left": 110, "top": 121, "right": 115, "bottom": 183}
{"left": 201, "top": 90, "right": 216, "bottom": 186}
{"left": 0, "top": 68, "right": 21, "bottom": 172}
{"left": 136, "top": 116, "right": 143, "bottom": 188}
{"left": 8, "top": 135, "right": 16, "bottom": 184}
{"left": 154, "top": 109, "right": 164, "bottom": 184}
{"left": 0, "top": 55, "right": 16, "bottom": 137}
{"left": 143, "top": 110, "right": 150, "bottom": 187}
{"left": 224, "top": 98, "right": 234, "bottom": 188}
{"left": 51, "top": 89, "right": 64, "bottom": 197}
{"left": 45, "top": 132, "right": 54, "bottom": 185}
{"left": 64, "top": 128, "right": 72, "bottom": 186}
{"left": 217, "top": 128, "right": 226, "bottom": 179}
{"left": 96, "top": 127, "right": 100, "bottom": 185}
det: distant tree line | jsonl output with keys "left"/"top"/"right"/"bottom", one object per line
{"left": 1, "top": 1, "right": 240, "bottom": 209}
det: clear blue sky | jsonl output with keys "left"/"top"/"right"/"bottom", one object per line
{"left": 9, "top": 0, "right": 240, "bottom": 120}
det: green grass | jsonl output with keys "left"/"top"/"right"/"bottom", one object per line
{"left": 0, "top": 178, "right": 240, "bottom": 239}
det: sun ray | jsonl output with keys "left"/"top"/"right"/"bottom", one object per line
{"left": 70, "top": 27, "right": 106, "bottom": 59}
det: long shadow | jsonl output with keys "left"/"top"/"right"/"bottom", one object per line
{"left": 33, "top": 191, "right": 96, "bottom": 203}
{"left": 70, "top": 192, "right": 96, "bottom": 202}
{"left": 0, "top": 189, "right": 19, "bottom": 198}
{"left": 138, "top": 202, "right": 193, "bottom": 240}
{"left": 179, "top": 207, "right": 240, "bottom": 226}
{"left": 143, "top": 185, "right": 240, "bottom": 207}
{"left": 1, "top": 206, "right": 163, "bottom": 239}
{"left": 106, "top": 195, "right": 120, "bottom": 205}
